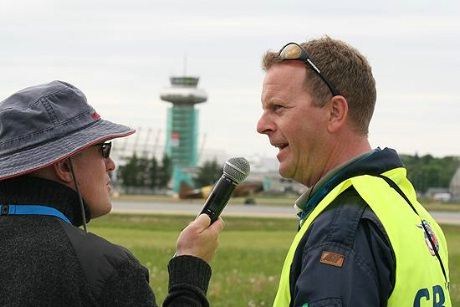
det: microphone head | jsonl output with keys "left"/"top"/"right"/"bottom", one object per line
{"left": 223, "top": 157, "right": 250, "bottom": 184}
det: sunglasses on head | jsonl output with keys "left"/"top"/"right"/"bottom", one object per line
{"left": 97, "top": 142, "right": 112, "bottom": 159}
{"left": 278, "top": 42, "right": 340, "bottom": 97}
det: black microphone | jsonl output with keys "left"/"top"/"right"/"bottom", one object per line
{"left": 200, "top": 157, "right": 250, "bottom": 223}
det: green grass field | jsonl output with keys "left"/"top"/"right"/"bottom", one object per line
{"left": 90, "top": 214, "right": 460, "bottom": 306}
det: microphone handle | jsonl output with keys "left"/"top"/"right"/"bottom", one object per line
{"left": 200, "top": 176, "right": 237, "bottom": 223}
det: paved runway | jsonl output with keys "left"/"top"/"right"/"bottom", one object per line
{"left": 112, "top": 200, "right": 460, "bottom": 225}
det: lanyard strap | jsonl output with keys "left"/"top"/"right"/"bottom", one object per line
{"left": 375, "top": 174, "right": 448, "bottom": 285}
{"left": 0, "top": 204, "right": 71, "bottom": 224}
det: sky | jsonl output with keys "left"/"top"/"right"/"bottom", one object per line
{"left": 1, "top": 0, "right": 459, "bottom": 164}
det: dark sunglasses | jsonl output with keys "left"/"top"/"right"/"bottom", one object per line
{"left": 278, "top": 42, "right": 340, "bottom": 97}
{"left": 96, "top": 142, "right": 112, "bottom": 159}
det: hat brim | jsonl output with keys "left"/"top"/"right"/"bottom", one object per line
{"left": 0, "top": 119, "right": 135, "bottom": 180}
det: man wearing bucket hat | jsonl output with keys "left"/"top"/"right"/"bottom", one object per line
{"left": 0, "top": 80, "right": 223, "bottom": 306}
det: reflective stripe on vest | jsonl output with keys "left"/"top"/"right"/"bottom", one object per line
{"left": 0, "top": 204, "right": 71, "bottom": 224}
{"left": 273, "top": 168, "right": 451, "bottom": 307}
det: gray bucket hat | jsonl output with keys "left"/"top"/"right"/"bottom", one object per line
{"left": 0, "top": 80, "right": 135, "bottom": 180}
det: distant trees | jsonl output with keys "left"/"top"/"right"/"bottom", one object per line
{"left": 117, "top": 154, "right": 220, "bottom": 192}
{"left": 117, "top": 153, "right": 459, "bottom": 195}
{"left": 117, "top": 153, "right": 172, "bottom": 191}
{"left": 158, "top": 154, "right": 172, "bottom": 189}
{"left": 148, "top": 156, "right": 159, "bottom": 189}
{"left": 401, "top": 154, "right": 459, "bottom": 193}
{"left": 193, "top": 159, "right": 222, "bottom": 187}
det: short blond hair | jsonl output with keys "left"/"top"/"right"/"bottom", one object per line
{"left": 262, "top": 37, "right": 376, "bottom": 135}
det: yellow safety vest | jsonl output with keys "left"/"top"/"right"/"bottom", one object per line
{"left": 274, "top": 168, "right": 451, "bottom": 307}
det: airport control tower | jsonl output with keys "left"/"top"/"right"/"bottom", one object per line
{"left": 160, "top": 76, "right": 207, "bottom": 192}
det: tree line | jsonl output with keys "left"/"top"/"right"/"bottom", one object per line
{"left": 116, "top": 153, "right": 459, "bottom": 194}
{"left": 117, "top": 154, "right": 172, "bottom": 190}
{"left": 400, "top": 154, "right": 459, "bottom": 193}
{"left": 117, "top": 154, "right": 222, "bottom": 191}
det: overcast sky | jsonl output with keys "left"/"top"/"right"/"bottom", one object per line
{"left": 1, "top": 0, "right": 459, "bottom": 163}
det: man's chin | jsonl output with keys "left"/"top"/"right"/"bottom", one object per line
{"left": 92, "top": 203, "right": 112, "bottom": 218}
{"left": 278, "top": 164, "right": 293, "bottom": 179}
{"left": 105, "top": 204, "right": 112, "bottom": 215}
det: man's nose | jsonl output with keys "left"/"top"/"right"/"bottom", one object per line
{"left": 256, "top": 112, "right": 273, "bottom": 135}
{"left": 105, "top": 157, "right": 116, "bottom": 172}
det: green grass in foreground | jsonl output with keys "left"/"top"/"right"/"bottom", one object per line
{"left": 91, "top": 214, "right": 460, "bottom": 306}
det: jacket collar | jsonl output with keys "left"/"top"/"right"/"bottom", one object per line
{"left": 0, "top": 175, "right": 91, "bottom": 226}
{"left": 295, "top": 147, "right": 403, "bottom": 218}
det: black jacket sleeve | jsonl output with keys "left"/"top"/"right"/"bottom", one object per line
{"left": 99, "top": 255, "right": 211, "bottom": 307}
{"left": 291, "top": 188, "right": 395, "bottom": 307}
{"left": 63, "top": 222, "right": 212, "bottom": 306}
{"left": 99, "top": 253, "right": 157, "bottom": 306}
{"left": 163, "top": 255, "right": 212, "bottom": 307}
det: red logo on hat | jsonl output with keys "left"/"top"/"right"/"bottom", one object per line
{"left": 91, "top": 112, "right": 101, "bottom": 120}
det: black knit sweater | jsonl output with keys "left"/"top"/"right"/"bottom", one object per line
{"left": 0, "top": 176, "right": 211, "bottom": 306}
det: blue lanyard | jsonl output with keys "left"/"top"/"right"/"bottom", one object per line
{"left": 0, "top": 204, "right": 71, "bottom": 224}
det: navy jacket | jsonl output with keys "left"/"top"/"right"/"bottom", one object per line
{"left": 290, "top": 148, "right": 403, "bottom": 307}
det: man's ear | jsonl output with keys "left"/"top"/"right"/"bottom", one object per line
{"left": 327, "top": 95, "right": 348, "bottom": 133}
{"left": 53, "top": 158, "right": 74, "bottom": 184}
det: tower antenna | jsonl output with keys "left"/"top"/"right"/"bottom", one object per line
{"left": 183, "top": 54, "right": 187, "bottom": 76}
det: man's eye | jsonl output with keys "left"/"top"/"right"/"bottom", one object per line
{"left": 273, "top": 105, "right": 284, "bottom": 112}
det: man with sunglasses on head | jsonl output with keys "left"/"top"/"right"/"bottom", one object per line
{"left": 257, "top": 37, "right": 451, "bottom": 306}
{"left": 0, "top": 80, "right": 223, "bottom": 306}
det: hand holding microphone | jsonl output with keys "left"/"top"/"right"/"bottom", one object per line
{"left": 175, "top": 214, "right": 224, "bottom": 263}
{"left": 175, "top": 157, "right": 250, "bottom": 263}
